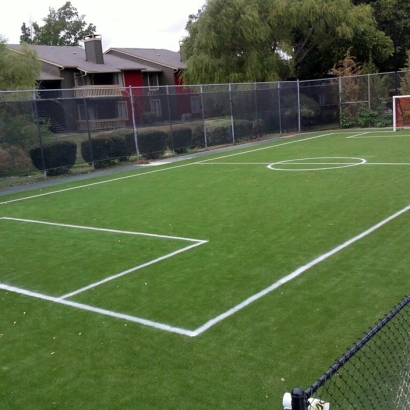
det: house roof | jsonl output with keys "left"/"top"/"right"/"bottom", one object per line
{"left": 6, "top": 44, "right": 161, "bottom": 77}
{"left": 106, "top": 48, "right": 186, "bottom": 70}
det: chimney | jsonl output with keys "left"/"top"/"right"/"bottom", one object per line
{"left": 84, "top": 34, "right": 104, "bottom": 64}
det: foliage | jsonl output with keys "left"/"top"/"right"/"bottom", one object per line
{"left": 168, "top": 128, "right": 193, "bottom": 154}
{"left": 0, "top": 39, "right": 41, "bottom": 93}
{"left": 352, "top": 0, "right": 410, "bottom": 73}
{"left": 0, "top": 144, "right": 33, "bottom": 176}
{"left": 134, "top": 130, "right": 168, "bottom": 160}
{"left": 20, "top": 2, "right": 96, "bottom": 46}
{"left": 29, "top": 140, "right": 77, "bottom": 176}
{"left": 400, "top": 51, "right": 410, "bottom": 95}
{"left": 0, "top": 99, "right": 54, "bottom": 152}
{"left": 81, "top": 134, "right": 131, "bottom": 168}
{"left": 181, "top": 0, "right": 391, "bottom": 83}
{"left": 193, "top": 119, "right": 259, "bottom": 147}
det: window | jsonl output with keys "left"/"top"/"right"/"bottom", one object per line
{"left": 150, "top": 99, "right": 161, "bottom": 117}
{"left": 319, "top": 94, "right": 326, "bottom": 106}
{"left": 191, "top": 96, "right": 201, "bottom": 113}
{"left": 117, "top": 102, "right": 128, "bottom": 119}
{"left": 148, "top": 73, "right": 159, "bottom": 89}
{"left": 78, "top": 104, "right": 97, "bottom": 120}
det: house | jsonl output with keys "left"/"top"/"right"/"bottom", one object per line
{"left": 6, "top": 35, "right": 190, "bottom": 132}
{"left": 104, "top": 47, "right": 198, "bottom": 122}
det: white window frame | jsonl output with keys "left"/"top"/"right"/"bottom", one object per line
{"left": 150, "top": 99, "right": 161, "bottom": 117}
{"left": 191, "top": 96, "right": 201, "bottom": 113}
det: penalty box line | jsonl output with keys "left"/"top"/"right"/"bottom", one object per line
{"left": 1, "top": 217, "right": 208, "bottom": 299}
{"left": 2, "top": 204, "right": 409, "bottom": 337}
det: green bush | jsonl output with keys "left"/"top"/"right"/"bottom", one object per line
{"left": 135, "top": 130, "right": 168, "bottom": 159}
{"left": 81, "top": 134, "right": 131, "bottom": 168}
{"left": 30, "top": 140, "right": 77, "bottom": 176}
{"left": 192, "top": 126, "right": 206, "bottom": 148}
{"left": 168, "top": 128, "right": 193, "bottom": 154}
{"left": 0, "top": 144, "right": 33, "bottom": 177}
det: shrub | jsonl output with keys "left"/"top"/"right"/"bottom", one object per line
{"left": 81, "top": 134, "right": 131, "bottom": 168}
{"left": 0, "top": 144, "right": 33, "bottom": 176}
{"left": 168, "top": 128, "right": 193, "bottom": 154}
{"left": 134, "top": 130, "right": 168, "bottom": 159}
{"left": 192, "top": 126, "right": 206, "bottom": 148}
{"left": 30, "top": 140, "right": 77, "bottom": 176}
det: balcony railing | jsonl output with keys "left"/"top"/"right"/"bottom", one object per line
{"left": 74, "top": 85, "right": 123, "bottom": 98}
{"left": 77, "top": 118, "right": 127, "bottom": 131}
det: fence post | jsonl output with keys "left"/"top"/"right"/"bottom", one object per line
{"left": 166, "top": 85, "right": 174, "bottom": 153}
{"left": 32, "top": 90, "right": 47, "bottom": 177}
{"left": 338, "top": 76, "right": 342, "bottom": 127}
{"left": 297, "top": 80, "right": 301, "bottom": 132}
{"left": 200, "top": 85, "right": 207, "bottom": 149}
{"left": 229, "top": 83, "right": 235, "bottom": 144}
{"left": 83, "top": 97, "right": 95, "bottom": 169}
{"left": 278, "top": 82, "right": 282, "bottom": 134}
{"left": 128, "top": 86, "right": 139, "bottom": 162}
{"left": 291, "top": 388, "right": 308, "bottom": 410}
{"left": 368, "top": 74, "right": 371, "bottom": 109}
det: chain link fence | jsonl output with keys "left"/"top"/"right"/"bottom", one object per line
{"left": 284, "top": 294, "right": 410, "bottom": 410}
{"left": 0, "top": 71, "right": 403, "bottom": 180}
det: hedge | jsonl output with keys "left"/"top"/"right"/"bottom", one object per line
{"left": 168, "top": 128, "right": 193, "bottom": 154}
{"left": 130, "top": 130, "right": 168, "bottom": 160}
{"left": 29, "top": 140, "right": 77, "bottom": 176}
{"left": 81, "top": 134, "right": 132, "bottom": 168}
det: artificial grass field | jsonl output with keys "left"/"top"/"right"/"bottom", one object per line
{"left": 1, "top": 129, "right": 410, "bottom": 409}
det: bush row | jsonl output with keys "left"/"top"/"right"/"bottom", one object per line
{"left": 27, "top": 118, "right": 265, "bottom": 173}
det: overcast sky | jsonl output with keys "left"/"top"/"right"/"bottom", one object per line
{"left": 0, "top": 0, "right": 205, "bottom": 51}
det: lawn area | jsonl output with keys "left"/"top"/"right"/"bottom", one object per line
{"left": 1, "top": 129, "right": 410, "bottom": 409}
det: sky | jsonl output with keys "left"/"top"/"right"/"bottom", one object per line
{"left": 0, "top": 0, "right": 205, "bottom": 51}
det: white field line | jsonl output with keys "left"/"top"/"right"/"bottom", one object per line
{"left": 1, "top": 217, "right": 204, "bottom": 242}
{"left": 59, "top": 240, "right": 207, "bottom": 300}
{"left": 0, "top": 283, "right": 196, "bottom": 337}
{"left": 0, "top": 133, "right": 334, "bottom": 206}
{"left": 2, "top": 204, "right": 410, "bottom": 336}
{"left": 195, "top": 133, "right": 335, "bottom": 164}
{"left": 346, "top": 132, "right": 370, "bottom": 139}
{"left": 191, "top": 203, "right": 410, "bottom": 336}
{"left": 346, "top": 131, "right": 410, "bottom": 139}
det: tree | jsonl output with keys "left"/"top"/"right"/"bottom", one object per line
{"left": 352, "top": 0, "right": 410, "bottom": 74}
{"left": 0, "top": 36, "right": 41, "bottom": 91}
{"left": 20, "top": 2, "right": 96, "bottom": 46}
{"left": 181, "top": 0, "right": 393, "bottom": 83}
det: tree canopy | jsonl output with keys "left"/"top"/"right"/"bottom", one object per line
{"left": 181, "top": 0, "right": 394, "bottom": 83}
{"left": 20, "top": 2, "right": 96, "bottom": 46}
{"left": 0, "top": 35, "right": 41, "bottom": 92}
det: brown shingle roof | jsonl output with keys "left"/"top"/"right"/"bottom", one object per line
{"left": 6, "top": 44, "right": 161, "bottom": 74}
{"left": 106, "top": 48, "right": 186, "bottom": 70}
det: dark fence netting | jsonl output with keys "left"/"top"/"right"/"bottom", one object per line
{"left": 284, "top": 294, "right": 410, "bottom": 410}
{"left": 0, "top": 71, "right": 403, "bottom": 181}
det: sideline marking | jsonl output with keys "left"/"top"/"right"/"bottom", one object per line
{"left": 2, "top": 203, "right": 410, "bottom": 336}
{"left": 0, "top": 283, "right": 196, "bottom": 337}
{"left": 0, "top": 133, "right": 334, "bottom": 205}
{"left": 192, "top": 202, "right": 410, "bottom": 336}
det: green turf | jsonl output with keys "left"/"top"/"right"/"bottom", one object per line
{"left": 1, "top": 129, "right": 410, "bottom": 409}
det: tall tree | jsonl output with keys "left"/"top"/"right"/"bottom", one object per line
{"left": 20, "top": 2, "right": 96, "bottom": 46}
{"left": 0, "top": 35, "right": 41, "bottom": 91}
{"left": 181, "top": 0, "right": 393, "bottom": 83}
{"left": 352, "top": 0, "right": 410, "bottom": 73}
